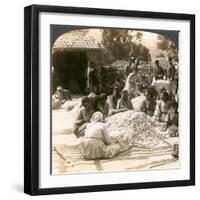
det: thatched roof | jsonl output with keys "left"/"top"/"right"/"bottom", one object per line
{"left": 53, "top": 30, "right": 102, "bottom": 52}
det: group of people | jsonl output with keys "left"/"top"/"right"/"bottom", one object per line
{"left": 154, "top": 56, "right": 178, "bottom": 82}
{"left": 52, "top": 55, "right": 179, "bottom": 160}
{"left": 71, "top": 55, "right": 179, "bottom": 160}
{"left": 74, "top": 88, "right": 178, "bottom": 159}
{"left": 153, "top": 56, "right": 178, "bottom": 100}
{"left": 124, "top": 56, "right": 178, "bottom": 127}
{"left": 71, "top": 92, "right": 124, "bottom": 159}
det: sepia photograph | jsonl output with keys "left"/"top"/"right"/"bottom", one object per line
{"left": 51, "top": 26, "right": 179, "bottom": 174}
{"left": 24, "top": 5, "right": 195, "bottom": 195}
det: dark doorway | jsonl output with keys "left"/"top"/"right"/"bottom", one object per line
{"left": 52, "top": 51, "right": 87, "bottom": 94}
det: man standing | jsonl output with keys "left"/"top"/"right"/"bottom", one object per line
{"left": 124, "top": 57, "right": 135, "bottom": 79}
{"left": 88, "top": 61, "right": 98, "bottom": 94}
{"left": 154, "top": 60, "right": 164, "bottom": 80}
{"left": 167, "top": 56, "right": 176, "bottom": 81}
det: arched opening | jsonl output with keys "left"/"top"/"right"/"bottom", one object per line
{"left": 51, "top": 29, "right": 102, "bottom": 94}
{"left": 52, "top": 51, "right": 87, "bottom": 94}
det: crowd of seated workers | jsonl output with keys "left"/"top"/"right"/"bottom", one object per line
{"left": 72, "top": 84, "right": 178, "bottom": 159}
{"left": 53, "top": 56, "right": 179, "bottom": 160}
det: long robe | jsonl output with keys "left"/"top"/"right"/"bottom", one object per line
{"left": 81, "top": 122, "right": 120, "bottom": 159}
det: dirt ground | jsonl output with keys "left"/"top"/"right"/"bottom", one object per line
{"left": 52, "top": 98, "right": 179, "bottom": 175}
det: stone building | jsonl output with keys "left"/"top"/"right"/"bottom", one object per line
{"left": 52, "top": 30, "right": 103, "bottom": 93}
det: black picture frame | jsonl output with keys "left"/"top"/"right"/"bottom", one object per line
{"left": 24, "top": 4, "right": 195, "bottom": 196}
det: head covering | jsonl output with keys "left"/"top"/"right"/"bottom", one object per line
{"left": 88, "top": 92, "right": 96, "bottom": 99}
{"left": 90, "top": 112, "right": 103, "bottom": 123}
{"left": 57, "top": 86, "right": 62, "bottom": 91}
{"left": 99, "top": 93, "right": 107, "bottom": 99}
{"left": 130, "top": 56, "right": 135, "bottom": 63}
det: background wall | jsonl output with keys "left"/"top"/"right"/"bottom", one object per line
{"left": 0, "top": 0, "right": 199, "bottom": 199}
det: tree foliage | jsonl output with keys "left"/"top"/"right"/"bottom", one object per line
{"left": 157, "top": 35, "right": 178, "bottom": 60}
{"left": 101, "top": 29, "right": 150, "bottom": 63}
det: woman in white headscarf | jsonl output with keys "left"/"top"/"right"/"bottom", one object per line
{"left": 124, "top": 68, "right": 142, "bottom": 99}
{"left": 81, "top": 112, "right": 121, "bottom": 159}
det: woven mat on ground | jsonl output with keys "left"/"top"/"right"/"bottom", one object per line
{"left": 53, "top": 141, "right": 177, "bottom": 173}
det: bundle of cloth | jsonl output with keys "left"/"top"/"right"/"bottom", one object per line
{"left": 152, "top": 79, "right": 172, "bottom": 93}
{"left": 131, "top": 95, "right": 146, "bottom": 111}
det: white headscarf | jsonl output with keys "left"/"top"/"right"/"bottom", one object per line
{"left": 90, "top": 112, "right": 103, "bottom": 123}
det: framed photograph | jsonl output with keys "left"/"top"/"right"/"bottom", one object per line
{"left": 24, "top": 4, "right": 195, "bottom": 195}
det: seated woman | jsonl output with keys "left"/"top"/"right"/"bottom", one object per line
{"left": 141, "top": 87, "right": 157, "bottom": 116}
{"left": 107, "top": 87, "right": 121, "bottom": 116}
{"left": 52, "top": 94, "right": 62, "bottom": 109}
{"left": 167, "top": 101, "right": 179, "bottom": 137}
{"left": 96, "top": 93, "right": 110, "bottom": 118}
{"left": 52, "top": 86, "right": 72, "bottom": 109}
{"left": 73, "top": 97, "right": 94, "bottom": 138}
{"left": 116, "top": 90, "right": 133, "bottom": 112}
{"left": 81, "top": 112, "right": 121, "bottom": 159}
{"left": 54, "top": 85, "right": 72, "bottom": 102}
{"left": 88, "top": 92, "right": 97, "bottom": 109}
{"left": 124, "top": 68, "right": 142, "bottom": 99}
